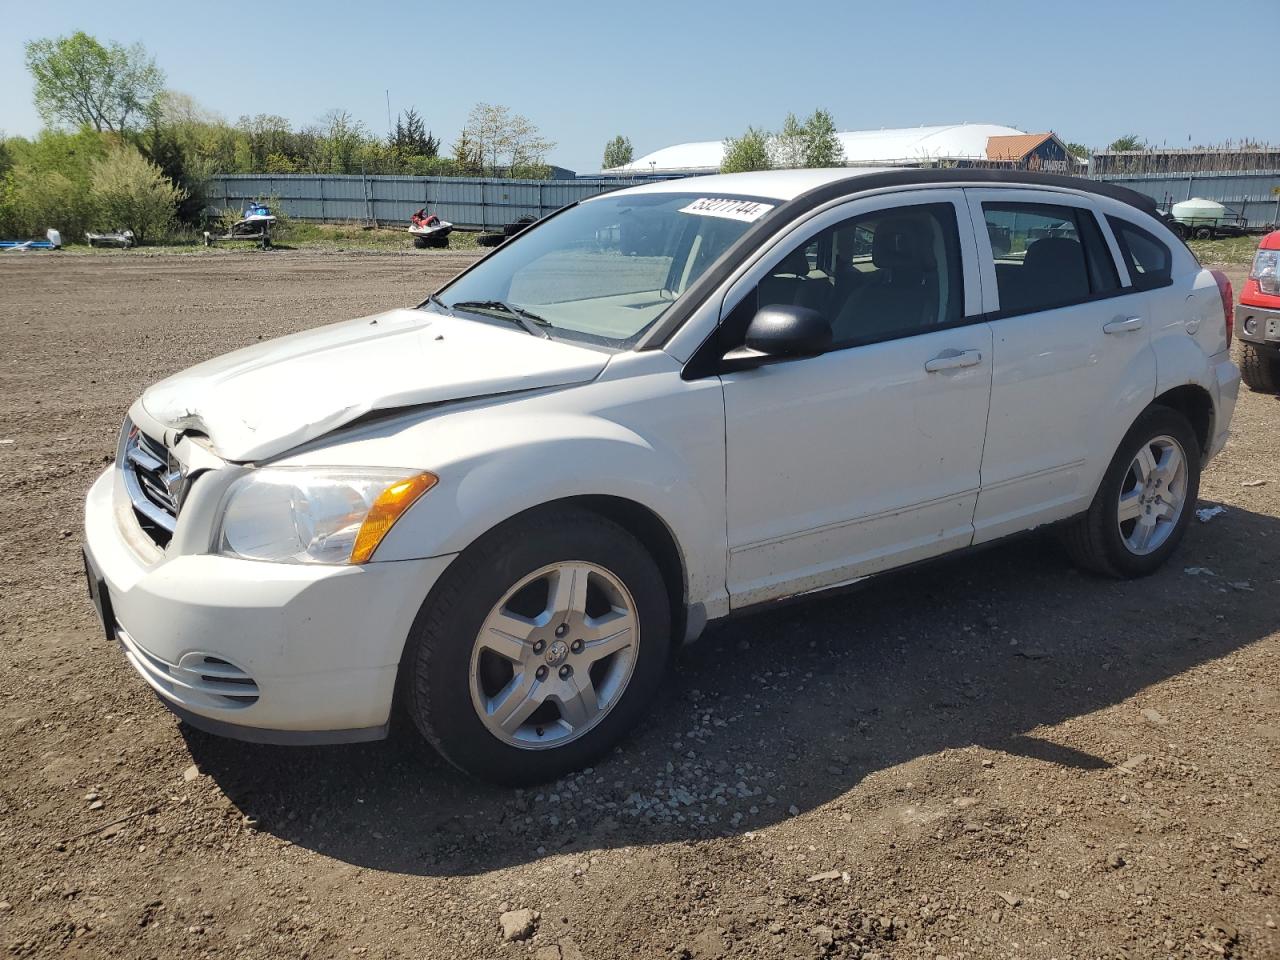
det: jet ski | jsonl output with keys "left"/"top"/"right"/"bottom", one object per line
{"left": 85, "top": 228, "right": 135, "bottom": 249}
{"left": 409, "top": 208, "right": 453, "bottom": 248}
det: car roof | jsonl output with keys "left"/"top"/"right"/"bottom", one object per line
{"left": 606, "top": 167, "right": 1160, "bottom": 220}
{"left": 609, "top": 167, "right": 893, "bottom": 202}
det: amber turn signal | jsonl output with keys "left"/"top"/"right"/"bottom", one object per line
{"left": 349, "top": 472, "right": 438, "bottom": 564}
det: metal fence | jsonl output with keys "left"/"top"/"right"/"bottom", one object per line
{"left": 206, "top": 169, "right": 1280, "bottom": 232}
{"left": 202, "top": 173, "right": 663, "bottom": 231}
{"left": 1092, "top": 169, "right": 1280, "bottom": 228}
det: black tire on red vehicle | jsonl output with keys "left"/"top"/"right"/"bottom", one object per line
{"left": 1236, "top": 340, "right": 1280, "bottom": 394}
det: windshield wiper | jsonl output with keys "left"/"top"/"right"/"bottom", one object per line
{"left": 449, "top": 299, "right": 551, "bottom": 338}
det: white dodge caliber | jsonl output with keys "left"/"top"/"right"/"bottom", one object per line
{"left": 83, "top": 169, "right": 1240, "bottom": 783}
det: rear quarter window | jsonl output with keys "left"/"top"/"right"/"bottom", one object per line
{"left": 1107, "top": 216, "right": 1173, "bottom": 291}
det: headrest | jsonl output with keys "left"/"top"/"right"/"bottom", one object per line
{"left": 1022, "top": 237, "right": 1086, "bottom": 277}
{"left": 872, "top": 216, "right": 934, "bottom": 271}
{"left": 774, "top": 247, "right": 811, "bottom": 278}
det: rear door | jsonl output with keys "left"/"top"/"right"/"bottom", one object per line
{"left": 965, "top": 189, "right": 1156, "bottom": 542}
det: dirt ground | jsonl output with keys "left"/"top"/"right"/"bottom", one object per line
{"left": 0, "top": 250, "right": 1276, "bottom": 960}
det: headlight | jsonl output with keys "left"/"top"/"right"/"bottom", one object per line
{"left": 1250, "top": 248, "right": 1278, "bottom": 295}
{"left": 216, "top": 468, "right": 437, "bottom": 564}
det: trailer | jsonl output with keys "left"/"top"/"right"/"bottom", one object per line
{"left": 1166, "top": 198, "right": 1249, "bottom": 240}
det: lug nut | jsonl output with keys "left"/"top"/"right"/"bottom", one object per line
{"left": 532, "top": 640, "right": 545, "bottom": 655}
{"left": 558, "top": 665, "right": 572, "bottom": 680}
{"left": 535, "top": 665, "right": 548, "bottom": 681}
{"left": 555, "top": 623, "right": 568, "bottom": 638}
{"left": 570, "top": 639, "right": 584, "bottom": 654}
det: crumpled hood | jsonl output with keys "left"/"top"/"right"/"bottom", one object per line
{"left": 139, "top": 308, "right": 609, "bottom": 461}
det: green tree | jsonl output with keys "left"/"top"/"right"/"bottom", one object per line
{"left": 392, "top": 108, "right": 439, "bottom": 159}
{"left": 602, "top": 134, "right": 633, "bottom": 169}
{"left": 721, "top": 127, "right": 773, "bottom": 173}
{"left": 24, "top": 31, "right": 163, "bottom": 135}
{"left": 1066, "top": 142, "right": 1092, "bottom": 160}
{"left": 90, "top": 144, "right": 186, "bottom": 243}
{"left": 1106, "top": 134, "right": 1145, "bottom": 152}
{"left": 801, "top": 109, "right": 843, "bottom": 167}
{"left": 771, "top": 113, "right": 807, "bottom": 168}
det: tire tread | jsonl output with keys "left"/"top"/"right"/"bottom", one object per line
{"left": 1236, "top": 340, "right": 1279, "bottom": 393}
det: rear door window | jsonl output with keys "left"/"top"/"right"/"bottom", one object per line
{"left": 982, "top": 202, "right": 1120, "bottom": 315}
{"left": 1106, "top": 216, "right": 1173, "bottom": 290}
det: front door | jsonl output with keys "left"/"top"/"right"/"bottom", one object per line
{"left": 717, "top": 191, "right": 993, "bottom": 608}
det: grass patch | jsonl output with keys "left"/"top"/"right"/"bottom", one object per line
{"left": 1187, "top": 233, "right": 1261, "bottom": 267}
{"left": 69, "top": 221, "right": 484, "bottom": 255}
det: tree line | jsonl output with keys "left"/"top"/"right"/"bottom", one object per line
{"left": 1, "top": 31, "right": 567, "bottom": 243}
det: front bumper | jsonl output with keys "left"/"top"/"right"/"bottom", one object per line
{"left": 83, "top": 465, "right": 456, "bottom": 743}
{"left": 1236, "top": 301, "right": 1280, "bottom": 347}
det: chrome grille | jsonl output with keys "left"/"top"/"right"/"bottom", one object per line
{"left": 122, "top": 425, "right": 186, "bottom": 546}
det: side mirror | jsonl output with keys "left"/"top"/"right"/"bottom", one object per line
{"left": 723, "top": 304, "right": 832, "bottom": 370}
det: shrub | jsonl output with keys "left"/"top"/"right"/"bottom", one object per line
{"left": 90, "top": 145, "right": 187, "bottom": 243}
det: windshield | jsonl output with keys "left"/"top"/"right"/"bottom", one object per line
{"left": 432, "top": 193, "right": 774, "bottom": 345}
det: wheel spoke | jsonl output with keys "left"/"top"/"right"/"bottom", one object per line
{"left": 479, "top": 611, "right": 536, "bottom": 662}
{"left": 556, "top": 675, "right": 600, "bottom": 730}
{"left": 488, "top": 671, "right": 543, "bottom": 733}
{"left": 546, "top": 564, "right": 591, "bottom": 621}
{"left": 1117, "top": 488, "right": 1144, "bottom": 523}
{"left": 1130, "top": 515, "right": 1158, "bottom": 552}
{"left": 1132, "top": 445, "right": 1157, "bottom": 485}
{"left": 580, "top": 614, "right": 634, "bottom": 663}
{"left": 1154, "top": 444, "right": 1183, "bottom": 488}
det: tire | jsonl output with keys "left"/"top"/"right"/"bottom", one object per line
{"left": 1170, "top": 222, "right": 1188, "bottom": 240}
{"left": 1193, "top": 226, "right": 1214, "bottom": 240}
{"left": 412, "top": 235, "right": 428, "bottom": 249}
{"left": 1236, "top": 340, "right": 1280, "bottom": 394}
{"left": 476, "top": 233, "right": 504, "bottom": 247}
{"left": 1060, "top": 405, "right": 1201, "bottom": 578}
{"left": 425, "top": 234, "right": 449, "bottom": 249}
{"left": 401, "top": 506, "right": 672, "bottom": 785}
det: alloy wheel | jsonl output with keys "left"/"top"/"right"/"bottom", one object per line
{"left": 468, "top": 561, "right": 639, "bottom": 749}
{"left": 1117, "top": 434, "right": 1188, "bottom": 556}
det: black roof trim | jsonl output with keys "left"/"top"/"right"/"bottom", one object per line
{"left": 636, "top": 169, "right": 1160, "bottom": 351}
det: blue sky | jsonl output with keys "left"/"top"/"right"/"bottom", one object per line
{"left": 1, "top": 0, "right": 1273, "bottom": 173}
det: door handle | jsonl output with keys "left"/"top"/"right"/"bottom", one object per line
{"left": 924, "top": 349, "right": 983, "bottom": 373}
{"left": 1103, "top": 316, "right": 1144, "bottom": 334}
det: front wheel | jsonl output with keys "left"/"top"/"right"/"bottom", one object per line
{"left": 1060, "top": 406, "right": 1201, "bottom": 578}
{"left": 1236, "top": 340, "right": 1280, "bottom": 393}
{"left": 401, "top": 507, "right": 671, "bottom": 784}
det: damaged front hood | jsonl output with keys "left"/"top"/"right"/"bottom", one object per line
{"left": 139, "top": 308, "right": 610, "bottom": 461}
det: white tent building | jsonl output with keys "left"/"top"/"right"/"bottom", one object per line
{"left": 605, "top": 122, "right": 1051, "bottom": 175}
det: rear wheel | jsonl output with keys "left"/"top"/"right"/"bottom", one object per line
{"left": 401, "top": 507, "right": 671, "bottom": 784}
{"left": 1193, "top": 226, "right": 1214, "bottom": 240}
{"left": 1236, "top": 340, "right": 1280, "bottom": 393}
{"left": 412, "top": 235, "right": 428, "bottom": 249}
{"left": 1061, "top": 406, "right": 1200, "bottom": 578}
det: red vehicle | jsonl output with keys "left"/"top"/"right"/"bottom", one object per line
{"left": 1236, "top": 230, "right": 1280, "bottom": 392}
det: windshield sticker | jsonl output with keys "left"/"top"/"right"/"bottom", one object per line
{"left": 679, "top": 198, "right": 775, "bottom": 222}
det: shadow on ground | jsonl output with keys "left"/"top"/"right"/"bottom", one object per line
{"left": 184, "top": 502, "right": 1280, "bottom": 877}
